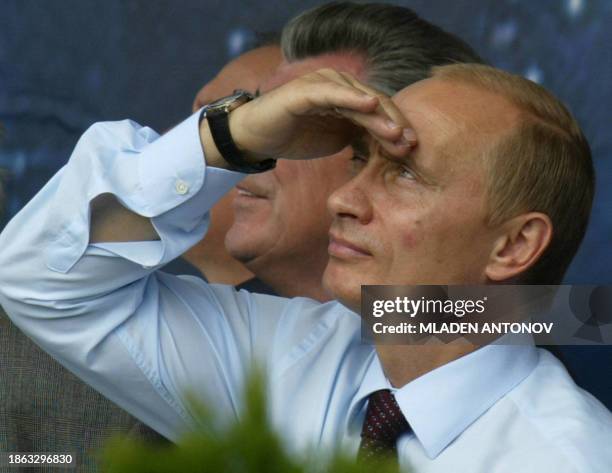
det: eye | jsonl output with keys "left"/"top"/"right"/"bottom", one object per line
{"left": 399, "top": 165, "right": 416, "bottom": 180}
{"left": 350, "top": 154, "right": 368, "bottom": 173}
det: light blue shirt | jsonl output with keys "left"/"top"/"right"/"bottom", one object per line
{"left": 1, "top": 112, "right": 611, "bottom": 473}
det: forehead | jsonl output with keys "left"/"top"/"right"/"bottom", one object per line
{"left": 202, "top": 46, "right": 282, "bottom": 99}
{"left": 392, "top": 78, "right": 520, "bottom": 176}
{"left": 262, "top": 52, "right": 366, "bottom": 92}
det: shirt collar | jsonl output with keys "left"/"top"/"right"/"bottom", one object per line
{"left": 348, "top": 334, "right": 539, "bottom": 459}
{"left": 345, "top": 350, "right": 389, "bottom": 437}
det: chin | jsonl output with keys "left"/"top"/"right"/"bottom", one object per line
{"left": 322, "top": 264, "right": 361, "bottom": 313}
{"left": 225, "top": 227, "right": 266, "bottom": 264}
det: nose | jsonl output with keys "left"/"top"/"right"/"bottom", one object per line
{"left": 327, "top": 173, "right": 373, "bottom": 224}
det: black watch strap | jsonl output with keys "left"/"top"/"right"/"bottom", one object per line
{"left": 200, "top": 108, "right": 276, "bottom": 174}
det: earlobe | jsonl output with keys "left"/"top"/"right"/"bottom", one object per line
{"left": 485, "top": 213, "right": 553, "bottom": 282}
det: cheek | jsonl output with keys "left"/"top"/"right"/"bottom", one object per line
{"left": 401, "top": 226, "right": 421, "bottom": 249}
{"left": 386, "top": 209, "right": 426, "bottom": 254}
{"left": 320, "top": 151, "right": 353, "bottom": 186}
{"left": 283, "top": 195, "right": 332, "bottom": 243}
{"left": 273, "top": 160, "right": 302, "bottom": 184}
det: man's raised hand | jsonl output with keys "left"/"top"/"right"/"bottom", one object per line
{"left": 200, "top": 69, "right": 416, "bottom": 169}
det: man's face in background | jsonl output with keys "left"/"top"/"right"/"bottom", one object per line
{"left": 224, "top": 53, "right": 367, "bottom": 300}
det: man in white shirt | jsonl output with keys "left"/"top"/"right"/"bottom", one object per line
{"left": 0, "top": 60, "right": 610, "bottom": 473}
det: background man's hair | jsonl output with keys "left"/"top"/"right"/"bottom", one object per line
{"left": 281, "top": 1, "right": 484, "bottom": 94}
{"left": 432, "top": 63, "right": 594, "bottom": 284}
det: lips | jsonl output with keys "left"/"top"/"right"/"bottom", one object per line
{"left": 235, "top": 184, "right": 268, "bottom": 199}
{"left": 328, "top": 232, "right": 372, "bottom": 258}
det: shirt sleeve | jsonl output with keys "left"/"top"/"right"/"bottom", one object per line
{"left": 0, "top": 111, "right": 295, "bottom": 441}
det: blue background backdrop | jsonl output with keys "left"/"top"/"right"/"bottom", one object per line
{"left": 1, "top": 0, "right": 611, "bottom": 403}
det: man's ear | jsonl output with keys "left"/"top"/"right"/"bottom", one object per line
{"left": 485, "top": 212, "right": 553, "bottom": 282}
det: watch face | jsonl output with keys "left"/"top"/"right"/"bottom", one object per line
{"left": 208, "top": 89, "right": 254, "bottom": 113}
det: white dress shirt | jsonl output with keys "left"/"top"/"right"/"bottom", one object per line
{"left": 0, "top": 112, "right": 611, "bottom": 472}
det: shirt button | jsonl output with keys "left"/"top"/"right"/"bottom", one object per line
{"left": 175, "top": 180, "right": 189, "bottom": 195}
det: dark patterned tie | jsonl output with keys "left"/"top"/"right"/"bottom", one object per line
{"left": 357, "top": 389, "right": 411, "bottom": 462}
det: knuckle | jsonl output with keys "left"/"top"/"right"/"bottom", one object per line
{"left": 377, "top": 92, "right": 392, "bottom": 103}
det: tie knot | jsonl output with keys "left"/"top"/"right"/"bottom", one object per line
{"left": 360, "top": 389, "right": 410, "bottom": 447}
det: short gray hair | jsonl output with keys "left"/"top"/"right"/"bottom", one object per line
{"left": 281, "top": 2, "right": 484, "bottom": 95}
{"left": 431, "top": 63, "right": 594, "bottom": 284}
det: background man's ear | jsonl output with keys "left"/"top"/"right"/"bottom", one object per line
{"left": 485, "top": 212, "right": 553, "bottom": 282}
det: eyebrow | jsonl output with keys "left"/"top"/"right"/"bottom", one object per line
{"left": 352, "top": 133, "right": 438, "bottom": 187}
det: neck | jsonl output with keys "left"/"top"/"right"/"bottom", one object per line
{"left": 183, "top": 245, "right": 253, "bottom": 285}
{"left": 375, "top": 344, "right": 477, "bottom": 388}
{"left": 246, "top": 251, "right": 333, "bottom": 302}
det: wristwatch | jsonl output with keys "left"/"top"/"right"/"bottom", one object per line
{"left": 200, "top": 89, "right": 276, "bottom": 174}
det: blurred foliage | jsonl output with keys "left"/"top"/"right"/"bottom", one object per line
{"left": 101, "top": 370, "right": 403, "bottom": 473}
